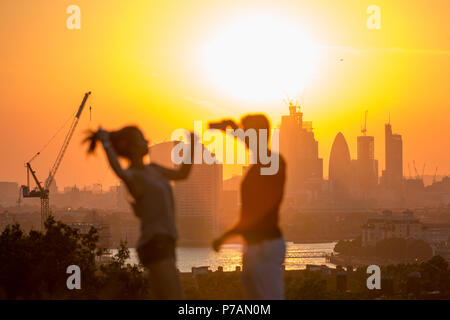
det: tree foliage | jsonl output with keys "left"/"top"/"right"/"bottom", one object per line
{"left": 0, "top": 218, "right": 448, "bottom": 299}
{"left": 334, "top": 237, "right": 433, "bottom": 262}
{"left": 0, "top": 217, "right": 148, "bottom": 299}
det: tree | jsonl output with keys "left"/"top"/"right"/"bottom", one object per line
{"left": 97, "top": 241, "right": 150, "bottom": 299}
{"left": 420, "top": 255, "right": 450, "bottom": 293}
{"left": 0, "top": 217, "right": 149, "bottom": 299}
{"left": 0, "top": 216, "right": 100, "bottom": 299}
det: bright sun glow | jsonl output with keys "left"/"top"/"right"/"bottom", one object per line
{"left": 203, "top": 14, "right": 319, "bottom": 103}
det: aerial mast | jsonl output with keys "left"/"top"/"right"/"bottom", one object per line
{"left": 361, "top": 110, "right": 368, "bottom": 136}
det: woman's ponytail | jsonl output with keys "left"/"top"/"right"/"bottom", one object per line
{"left": 83, "top": 129, "right": 100, "bottom": 154}
{"left": 83, "top": 125, "right": 142, "bottom": 158}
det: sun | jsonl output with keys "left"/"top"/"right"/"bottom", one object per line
{"left": 202, "top": 14, "right": 319, "bottom": 103}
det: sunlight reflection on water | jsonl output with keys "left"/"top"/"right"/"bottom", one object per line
{"left": 113, "top": 242, "right": 337, "bottom": 272}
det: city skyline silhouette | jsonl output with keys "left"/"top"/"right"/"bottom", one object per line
{"left": 1, "top": 0, "right": 450, "bottom": 303}
{"left": 2, "top": 1, "right": 450, "bottom": 190}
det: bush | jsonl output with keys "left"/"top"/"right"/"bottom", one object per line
{"left": 0, "top": 217, "right": 148, "bottom": 299}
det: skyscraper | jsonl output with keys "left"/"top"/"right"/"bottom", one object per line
{"left": 329, "top": 132, "right": 352, "bottom": 199}
{"left": 280, "top": 102, "right": 323, "bottom": 199}
{"left": 357, "top": 136, "right": 375, "bottom": 161}
{"left": 382, "top": 122, "right": 403, "bottom": 188}
{"left": 353, "top": 135, "right": 378, "bottom": 197}
{"left": 174, "top": 159, "right": 222, "bottom": 244}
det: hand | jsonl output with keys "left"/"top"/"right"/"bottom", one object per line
{"left": 209, "top": 121, "right": 227, "bottom": 131}
{"left": 209, "top": 119, "right": 238, "bottom": 131}
{"left": 212, "top": 237, "right": 223, "bottom": 252}
{"left": 96, "top": 127, "right": 110, "bottom": 143}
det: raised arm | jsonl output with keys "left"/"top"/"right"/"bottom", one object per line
{"left": 151, "top": 132, "right": 196, "bottom": 181}
{"left": 97, "top": 129, "right": 132, "bottom": 182}
{"left": 209, "top": 119, "right": 247, "bottom": 143}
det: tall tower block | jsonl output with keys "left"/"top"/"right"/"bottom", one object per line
{"left": 382, "top": 122, "right": 403, "bottom": 188}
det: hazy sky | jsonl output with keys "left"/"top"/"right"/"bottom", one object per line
{"left": 1, "top": 0, "right": 449, "bottom": 189}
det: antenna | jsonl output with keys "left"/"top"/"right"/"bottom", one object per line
{"left": 361, "top": 110, "right": 368, "bottom": 136}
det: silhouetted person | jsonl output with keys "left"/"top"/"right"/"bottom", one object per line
{"left": 210, "top": 115, "right": 286, "bottom": 300}
{"left": 85, "top": 126, "right": 194, "bottom": 299}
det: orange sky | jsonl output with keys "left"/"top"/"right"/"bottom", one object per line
{"left": 1, "top": 0, "right": 449, "bottom": 190}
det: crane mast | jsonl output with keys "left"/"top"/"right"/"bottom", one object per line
{"left": 413, "top": 160, "right": 420, "bottom": 179}
{"left": 433, "top": 166, "right": 438, "bottom": 184}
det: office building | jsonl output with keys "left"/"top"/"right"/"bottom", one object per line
{"left": 280, "top": 102, "right": 323, "bottom": 199}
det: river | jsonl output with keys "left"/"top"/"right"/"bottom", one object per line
{"left": 111, "top": 242, "right": 337, "bottom": 272}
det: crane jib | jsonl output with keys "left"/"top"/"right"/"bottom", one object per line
{"left": 46, "top": 91, "right": 91, "bottom": 188}
{"left": 75, "top": 91, "right": 91, "bottom": 118}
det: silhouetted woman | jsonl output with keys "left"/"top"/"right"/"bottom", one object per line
{"left": 85, "top": 126, "right": 194, "bottom": 299}
{"left": 210, "top": 115, "right": 286, "bottom": 300}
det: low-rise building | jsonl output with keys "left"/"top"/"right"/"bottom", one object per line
{"left": 422, "top": 223, "right": 450, "bottom": 244}
{"left": 362, "top": 210, "right": 424, "bottom": 246}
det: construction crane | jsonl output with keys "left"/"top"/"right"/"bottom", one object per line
{"left": 433, "top": 166, "right": 438, "bottom": 184}
{"left": 20, "top": 92, "right": 91, "bottom": 230}
{"left": 421, "top": 163, "right": 426, "bottom": 181}
{"left": 413, "top": 160, "right": 420, "bottom": 180}
{"left": 361, "top": 110, "right": 368, "bottom": 136}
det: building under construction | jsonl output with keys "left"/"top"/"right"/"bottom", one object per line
{"left": 279, "top": 102, "right": 323, "bottom": 202}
